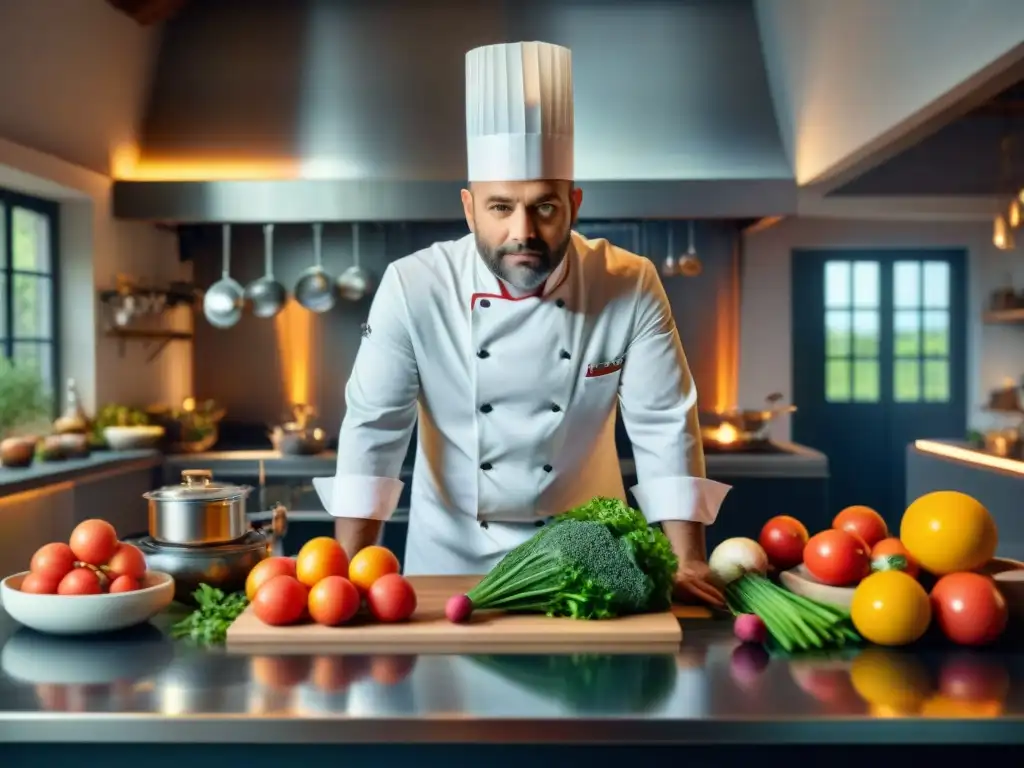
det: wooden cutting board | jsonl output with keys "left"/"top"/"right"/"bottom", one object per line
{"left": 226, "top": 575, "right": 707, "bottom": 654}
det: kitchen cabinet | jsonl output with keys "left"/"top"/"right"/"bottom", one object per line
{"left": 0, "top": 456, "right": 160, "bottom": 578}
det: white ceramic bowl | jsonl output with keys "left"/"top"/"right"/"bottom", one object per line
{"left": 0, "top": 571, "right": 175, "bottom": 635}
{"left": 103, "top": 425, "right": 166, "bottom": 451}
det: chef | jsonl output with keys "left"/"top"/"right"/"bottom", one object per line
{"left": 313, "top": 41, "right": 731, "bottom": 606}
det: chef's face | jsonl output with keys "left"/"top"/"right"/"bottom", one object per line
{"left": 461, "top": 180, "right": 582, "bottom": 291}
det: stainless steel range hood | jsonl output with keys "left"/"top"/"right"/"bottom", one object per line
{"left": 113, "top": 0, "right": 796, "bottom": 223}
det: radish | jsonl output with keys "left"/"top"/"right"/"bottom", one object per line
{"left": 733, "top": 613, "right": 768, "bottom": 645}
{"left": 446, "top": 594, "right": 473, "bottom": 623}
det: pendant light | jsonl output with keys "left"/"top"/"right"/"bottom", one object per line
{"left": 993, "top": 213, "right": 1015, "bottom": 250}
{"left": 678, "top": 221, "right": 703, "bottom": 277}
{"left": 660, "top": 225, "right": 678, "bottom": 277}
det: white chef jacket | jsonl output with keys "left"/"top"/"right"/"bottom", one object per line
{"left": 313, "top": 231, "right": 731, "bottom": 575}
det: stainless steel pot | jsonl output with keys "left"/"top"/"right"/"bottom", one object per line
{"left": 127, "top": 527, "right": 283, "bottom": 606}
{"left": 143, "top": 469, "right": 253, "bottom": 545}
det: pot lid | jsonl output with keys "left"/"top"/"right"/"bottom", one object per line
{"left": 144, "top": 469, "right": 251, "bottom": 501}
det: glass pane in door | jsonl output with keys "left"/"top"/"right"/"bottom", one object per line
{"left": 13, "top": 341, "right": 54, "bottom": 395}
{"left": 12, "top": 206, "right": 51, "bottom": 271}
{"left": 13, "top": 274, "right": 52, "bottom": 338}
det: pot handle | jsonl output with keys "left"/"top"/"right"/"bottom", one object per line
{"left": 253, "top": 503, "right": 289, "bottom": 556}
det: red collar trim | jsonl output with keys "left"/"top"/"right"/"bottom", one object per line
{"left": 469, "top": 253, "right": 570, "bottom": 310}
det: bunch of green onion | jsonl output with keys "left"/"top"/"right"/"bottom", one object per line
{"left": 709, "top": 537, "right": 861, "bottom": 653}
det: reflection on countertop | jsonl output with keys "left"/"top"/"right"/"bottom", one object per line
{"left": 1, "top": 604, "right": 1022, "bottom": 745}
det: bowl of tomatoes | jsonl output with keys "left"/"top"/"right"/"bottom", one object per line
{"left": 1, "top": 570, "right": 175, "bottom": 635}
{"left": 0, "top": 518, "right": 175, "bottom": 635}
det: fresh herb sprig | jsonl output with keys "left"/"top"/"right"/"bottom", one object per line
{"left": 170, "top": 583, "right": 249, "bottom": 644}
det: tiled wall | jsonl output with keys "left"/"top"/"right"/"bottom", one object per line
{"left": 185, "top": 219, "right": 742, "bottom": 435}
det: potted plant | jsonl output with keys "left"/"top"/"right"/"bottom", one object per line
{"left": 0, "top": 359, "right": 52, "bottom": 468}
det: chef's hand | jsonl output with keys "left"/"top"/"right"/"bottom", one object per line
{"left": 673, "top": 560, "right": 725, "bottom": 608}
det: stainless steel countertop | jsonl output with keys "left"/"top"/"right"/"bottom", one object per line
{"left": 164, "top": 441, "right": 829, "bottom": 480}
{"left": 0, "top": 604, "right": 1021, "bottom": 745}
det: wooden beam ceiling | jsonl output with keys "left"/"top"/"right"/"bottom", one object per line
{"left": 105, "top": 0, "right": 190, "bottom": 26}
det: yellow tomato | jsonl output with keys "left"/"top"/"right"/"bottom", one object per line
{"left": 850, "top": 571, "right": 931, "bottom": 646}
{"left": 900, "top": 491, "right": 997, "bottom": 575}
{"left": 850, "top": 647, "right": 933, "bottom": 713}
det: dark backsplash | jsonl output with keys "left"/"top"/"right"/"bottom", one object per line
{"left": 186, "top": 219, "right": 742, "bottom": 436}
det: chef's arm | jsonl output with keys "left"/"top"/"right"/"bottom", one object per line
{"left": 618, "top": 258, "right": 731, "bottom": 557}
{"left": 660, "top": 521, "right": 708, "bottom": 563}
{"left": 311, "top": 264, "right": 419, "bottom": 558}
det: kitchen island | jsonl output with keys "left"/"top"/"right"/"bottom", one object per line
{"left": 0, "top": 602, "right": 1021, "bottom": 763}
{"left": 907, "top": 440, "right": 1024, "bottom": 560}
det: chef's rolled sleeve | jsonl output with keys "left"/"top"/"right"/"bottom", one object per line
{"left": 618, "top": 258, "right": 731, "bottom": 525}
{"left": 314, "top": 264, "right": 419, "bottom": 521}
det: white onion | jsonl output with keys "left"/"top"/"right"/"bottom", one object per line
{"left": 708, "top": 537, "right": 770, "bottom": 586}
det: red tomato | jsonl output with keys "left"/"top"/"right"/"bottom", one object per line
{"left": 833, "top": 506, "right": 888, "bottom": 549}
{"left": 68, "top": 519, "right": 119, "bottom": 566}
{"left": 30, "top": 542, "right": 76, "bottom": 580}
{"left": 20, "top": 571, "right": 62, "bottom": 594}
{"left": 252, "top": 575, "right": 308, "bottom": 626}
{"left": 930, "top": 573, "right": 1008, "bottom": 646}
{"left": 758, "top": 515, "right": 809, "bottom": 571}
{"left": 803, "top": 529, "right": 871, "bottom": 586}
{"left": 366, "top": 574, "right": 417, "bottom": 622}
{"left": 106, "top": 543, "right": 147, "bottom": 579}
{"left": 308, "top": 576, "right": 361, "bottom": 626}
{"left": 57, "top": 567, "right": 102, "bottom": 595}
{"left": 109, "top": 574, "right": 140, "bottom": 593}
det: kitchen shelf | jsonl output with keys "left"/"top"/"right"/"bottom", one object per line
{"left": 105, "top": 328, "right": 194, "bottom": 363}
{"left": 983, "top": 308, "right": 1024, "bottom": 325}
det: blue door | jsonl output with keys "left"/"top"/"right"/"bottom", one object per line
{"left": 791, "top": 250, "right": 968, "bottom": 528}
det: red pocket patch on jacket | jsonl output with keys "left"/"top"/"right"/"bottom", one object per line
{"left": 586, "top": 355, "right": 625, "bottom": 378}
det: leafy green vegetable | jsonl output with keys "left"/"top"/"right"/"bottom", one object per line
{"left": 725, "top": 573, "right": 861, "bottom": 653}
{"left": 170, "top": 584, "right": 249, "bottom": 644}
{"left": 552, "top": 496, "right": 679, "bottom": 610}
{"left": 464, "top": 496, "right": 679, "bottom": 620}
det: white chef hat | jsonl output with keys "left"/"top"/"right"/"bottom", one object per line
{"left": 465, "top": 41, "right": 574, "bottom": 182}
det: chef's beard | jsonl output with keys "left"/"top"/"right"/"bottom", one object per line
{"left": 476, "top": 228, "right": 572, "bottom": 292}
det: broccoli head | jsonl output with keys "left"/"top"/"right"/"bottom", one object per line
{"left": 464, "top": 497, "right": 678, "bottom": 619}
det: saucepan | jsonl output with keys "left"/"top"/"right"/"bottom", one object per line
{"left": 203, "top": 224, "right": 244, "bottom": 329}
{"left": 294, "top": 223, "right": 337, "bottom": 313}
{"left": 143, "top": 469, "right": 254, "bottom": 546}
{"left": 336, "top": 222, "right": 374, "bottom": 301}
{"left": 244, "top": 224, "right": 287, "bottom": 319}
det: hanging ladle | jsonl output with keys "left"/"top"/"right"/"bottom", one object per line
{"left": 245, "top": 224, "right": 287, "bottom": 318}
{"left": 337, "top": 222, "right": 374, "bottom": 301}
{"left": 294, "top": 223, "right": 337, "bottom": 313}
{"left": 203, "top": 224, "right": 244, "bottom": 329}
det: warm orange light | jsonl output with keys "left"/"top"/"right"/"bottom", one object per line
{"left": 273, "top": 300, "right": 317, "bottom": 407}
{"left": 713, "top": 241, "right": 741, "bottom": 412}
{"left": 711, "top": 423, "right": 739, "bottom": 445}
{"left": 111, "top": 143, "right": 300, "bottom": 181}
{"left": 914, "top": 440, "right": 1024, "bottom": 476}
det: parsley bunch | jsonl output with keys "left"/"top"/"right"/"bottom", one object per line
{"left": 170, "top": 584, "right": 249, "bottom": 644}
